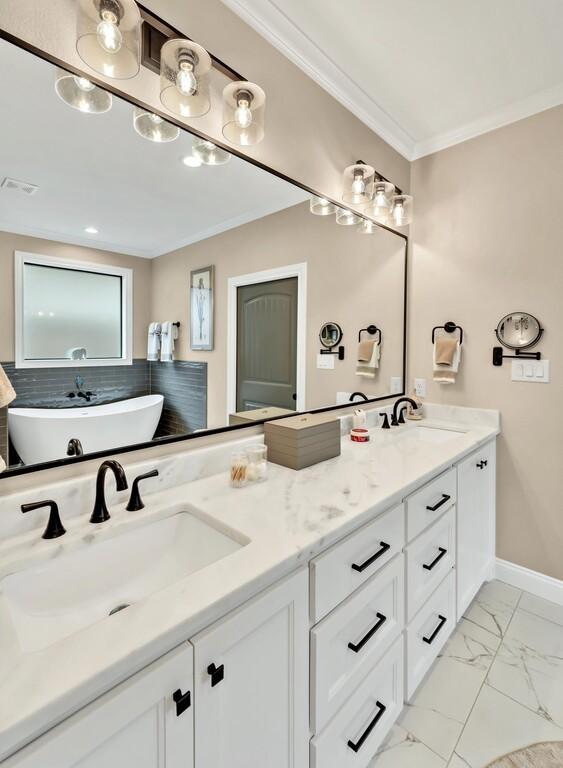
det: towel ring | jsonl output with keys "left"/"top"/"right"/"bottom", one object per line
{"left": 432, "top": 321, "right": 463, "bottom": 345}
{"left": 358, "top": 325, "right": 382, "bottom": 345}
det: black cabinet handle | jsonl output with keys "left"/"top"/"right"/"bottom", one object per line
{"left": 423, "top": 614, "right": 447, "bottom": 644}
{"left": 348, "top": 613, "right": 387, "bottom": 653}
{"left": 172, "top": 689, "right": 191, "bottom": 716}
{"left": 351, "top": 542, "right": 391, "bottom": 573}
{"left": 207, "top": 663, "right": 225, "bottom": 687}
{"left": 476, "top": 459, "right": 488, "bottom": 469}
{"left": 422, "top": 547, "right": 447, "bottom": 571}
{"left": 347, "top": 701, "right": 387, "bottom": 753}
{"left": 425, "top": 493, "right": 451, "bottom": 512}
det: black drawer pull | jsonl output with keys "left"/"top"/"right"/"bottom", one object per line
{"left": 347, "top": 701, "right": 387, "bottom": 753}
{"left": 207, "top": 663, "right": 225, "bottom": 687}
{"left": 348, "top": 613, "right": 387, "bottom": 653}
{"left": 351, "top": 541, "right": 391, "bottom": 573}
{"left": 172, "top": 689, "right": 191, "bottom": 716}
{"left": 423, "top": 614, "right": 447, "bottom": 645}
{"left": 425, "top": 493, "right": 451, "bottom": 512}
{"left": 476, "top": 459, "right": 488, "bottom": 469}
{"left": 422, "top": 547, "right": 447, "bottom": 571}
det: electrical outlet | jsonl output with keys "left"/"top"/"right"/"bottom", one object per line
{"left": 414, "top": 378, "right": 427, "bottom": 397}
{"left": 317, "top": 354, "right": 335, "bottom": 370}
{"left": 390, "top": 376, "right": 402, "bottom": 394}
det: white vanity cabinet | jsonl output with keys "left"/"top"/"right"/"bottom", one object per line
{"left": 5, "top": 643, "right": 195, "bottom": 768}
{"left": 191, "top": 568, "right": 309, "bottom": 768}
{"left": 456, "top": 440, "right": 496, "bottom": 620}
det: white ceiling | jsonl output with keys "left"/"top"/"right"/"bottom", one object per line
{"left": 222, "top": 0, "right": 563, "bottom": 159}
{"left": 0, "top": 39, "right": 306, "bottom": 258}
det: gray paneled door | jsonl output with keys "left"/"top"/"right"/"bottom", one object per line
{"left": 236, "top": 277, "right": 298, "bottom": 412}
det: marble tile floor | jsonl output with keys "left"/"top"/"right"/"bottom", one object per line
{"left": 371, "top": 580, "right": 563, "bottom": 768}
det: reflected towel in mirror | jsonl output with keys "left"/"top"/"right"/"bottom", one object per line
{"left": 356, "top": 340, "right": 380, "bottom": 377}
{"left": 147, "top": 322, "right": 161, "bottom": 361}
{"left": 0, "top": 363, "right": 16, "bottom": 408}
{"left": 160, "top": 321, "right": 178, "bottom": 362}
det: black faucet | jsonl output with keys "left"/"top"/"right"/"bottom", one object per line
{"left": 349, "top": 391, "right": 369, "bottom": 402}
{"left": 126, "top": 469, "right": 159, "bottom": 511}
{"left": 90, "top": 460, "right": 128, "bottom": 524}
{"left": 67, "top": 438, "right": 84, "bottom": 457}
{"left": 391, "top": 397, "right": 419, "bottom": 426}
{"left": 21, "top": 500, "right": 66, "bottom": 539}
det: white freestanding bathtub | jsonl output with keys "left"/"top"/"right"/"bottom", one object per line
{"left": 8, "top": 395, "right": 164, "bottom": 465}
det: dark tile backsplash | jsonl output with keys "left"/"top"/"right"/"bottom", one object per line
{"left": 1, "top": 359, "right": 207, "bottom": 465}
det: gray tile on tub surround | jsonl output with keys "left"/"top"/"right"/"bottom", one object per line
{"left": 0, "top": 406, "right": 7, "bottom": 466}
{"left": 486, "top": 606, "right": 563, "bottom": 729}
{"left": 464, "top": 580, "right": 522, "bottom": 638}
{"left": 150, "top": 360, "right": 207, "bottom": 436}
{"left": 398, "top": 618, "right": 501, "bottom": 761}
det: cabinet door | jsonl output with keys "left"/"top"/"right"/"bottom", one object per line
{"left": 191, "top": 568, "right": 309, "bottom": 768}
{"left": 6, "top": 644, "right": 194, "bottom": 768}
{"left": 456, "top": 439, "right": 496, "bottom": 620}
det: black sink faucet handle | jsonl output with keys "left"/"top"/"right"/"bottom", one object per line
{"left": 380, "top": 413, "right": 390, "bottom": 429}
{"left": 21, "top": 500, "right": 66, "bottom": 539}
{"left": 126, "top": 469, "right": 159, "bottom": 511}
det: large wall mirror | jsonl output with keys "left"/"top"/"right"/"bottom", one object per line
{"left": 0, "top": 36, "right": 407, "bottom": 476}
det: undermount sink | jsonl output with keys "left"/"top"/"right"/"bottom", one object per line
{"left": 1, "top": 510, "right": 248, "bottom": 653}
{"left": 397, "top": 425, "right": 467, "bottom": 444}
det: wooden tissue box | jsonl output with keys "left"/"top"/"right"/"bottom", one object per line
{"left": 264, "top": 413, "right": 341, "bottom": 470}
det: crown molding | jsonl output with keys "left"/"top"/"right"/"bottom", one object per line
{"left": 413, "top": 81, "right": 563, "bottom": 159}
{"left": 220, "top": 0, "right": 416, "bottom": 160}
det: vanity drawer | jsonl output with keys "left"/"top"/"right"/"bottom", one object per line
{"left": 310, "top": 504, "right": 405, "bottom": 623}
{"left": 311, "top": 555, "right": 404, "bottom": 733}
{"left": 406, "top": 506, "right": 455, "bottom": 621}
{"left": 406, "top": 467, "right": 456, "bottom": 542}
{"left": 406, "top": 569, "right": 455, "bottom": 699}
{"left": 310, "top": 636, "right": 403, "bottom": 768}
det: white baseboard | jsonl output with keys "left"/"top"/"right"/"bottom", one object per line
{"left": 495, "top": 558, "right": 563, "bottom": 605}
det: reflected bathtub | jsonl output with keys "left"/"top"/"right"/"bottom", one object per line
{"left": 8, "top": 395, "right": 164, "bottom": 465}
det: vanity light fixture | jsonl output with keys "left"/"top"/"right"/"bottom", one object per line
{"left": 357, "top": 220, "right": 379, "bottom": 235}
{"left": 222, "top": 81, "right": 266, "bottom": 146}
{"left": 192, "top": 138, "right": 231, "bottom": 165}
{"left": 76, "top": 0, "right": 141, "bottom": 79}
{"left": 310, "top": 196, "right": 337, "bottom": 216}
{"left": 54, "top": 69, "right": 112, "bottom": 114}
{"left": 342, "top": 161, "right": 375, "bottom": 205}
{"left": 365, "top": 180, "right": 395, "bottom": 223}
{"left": 133, "top": 108, "right": 180, "bottom": 143}
{"left": 335, "top": 208, "right": 361, "bottom": 226}
{"left": 390, "top": 194, "right": 413, "bottom": 227}
{"left": 160, "top": 39, "right": 212, "bottom": 117}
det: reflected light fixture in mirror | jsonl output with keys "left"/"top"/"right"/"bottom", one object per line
{"left": 182, "top": 154, "right": 203, "bottom": 168}
{"left": 310, "top": 196, "right": 337, "bottom": 216}
{"left": 54, "top": 69, "right": 112, "bottom": 114}
{"left": 76, "top": 0, "right": 141, "bottom": 79}
{"left": 133, "top": 108, "right": 180, "bottom": 143}
{"left": 222, "top": 81, "right": 266, "bottom": 146}
{"left": 342, "top": 161, "right": 375, "bottom": 205}
{"left": 358, "top": 220, "right": 379, "bottom": 235}
{"left": 365, "top": 180, "right": 395, "bottom": 223}
{"left": 336, "top": 207, "right": 361, "bottom": 226}
{"left": 160, "top": 39, "right": 211, "bottom": 117}
{"left": 390, "top": 194, "right": 413, "bottom": 227}
{"left": 192, "top": 137, "right": 231, "bottom": 165}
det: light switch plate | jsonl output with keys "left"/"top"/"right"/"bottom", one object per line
{"left": 511, "top": 359, "right": 549, "bottom": 383}
{"left": 414, "top": 378, "right": 427, "bottom": 397}
{"left": 390, "top": 376, "right": 402, "bottom": 394}
{"left": 317, "top": 354, "right": 335, "bottom": 370}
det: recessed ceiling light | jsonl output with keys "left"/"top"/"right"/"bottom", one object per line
{"left": 182, "top": 154, "right": 202, "bottom": 168}
{"left": 85, "top": 226, "right": 98, "bottom": 234}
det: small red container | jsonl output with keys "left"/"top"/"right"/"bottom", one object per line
{"left": 351, "top": 428, "right": 370, "bottom": 443}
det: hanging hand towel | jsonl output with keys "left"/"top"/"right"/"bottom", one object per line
{"left": 433, "top": 334, "right": 461, "bottom": 384}
{"left": 147, "top": 322, "right": 161, "bottom": 361}
{"left": 356, "top": 340, "right": 380, "bottom": 377}
{"left": 160, "top": 321, "right": 178, "bottom": 362}
{"left": 0, "top": 363, "right": 16, "bottom": 408}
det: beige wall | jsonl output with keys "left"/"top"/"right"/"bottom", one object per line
{"left": 0, "top": 232, "right": 152, "bottom": 361}
{"left": 152, "top": 202, "right": 405, "bottom": 427}
{"left": 410, "top": 105, "right": 563, "bottom": 580}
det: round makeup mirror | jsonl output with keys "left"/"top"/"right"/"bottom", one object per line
{"left": 319, "top": 321, "right": 343, "bottom": 349}
{"left": 495, "top": 312, "right": 543, "bottom": 349}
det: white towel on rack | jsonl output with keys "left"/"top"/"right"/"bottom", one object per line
{"left": 147, "top": 322, "right": 161, "bottom": 361}
{"left": 356, "top": 341, "right": 381, "bottom": 377}
{"left": 433, "top": 333, "right": 461, "bottom": 383}
{"left": 160, "top": 321, "right": 178, "bottom": 362}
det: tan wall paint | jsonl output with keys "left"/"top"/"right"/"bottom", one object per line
{"left": 410, "top": 105, "right": 563, "bottom": 580}
{"left": 0, "top": 232, "right": 152, "bottom": 361}
{"left": 151, "top": 202, "right": 405, "bottom": 427}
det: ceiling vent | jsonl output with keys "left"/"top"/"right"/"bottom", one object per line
{"left": 1, "top": 177, "right": 39, "bottom": 196}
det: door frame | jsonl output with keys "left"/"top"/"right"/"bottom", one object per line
{"left": 227, "top": 262, "right": 307, "bottom": 419}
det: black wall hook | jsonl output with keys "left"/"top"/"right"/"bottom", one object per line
{"left": 358, "top": 325, "right": 382, "bottom": 344}
{"left": 432, "top": 321, "right": 463, "bottom": 345}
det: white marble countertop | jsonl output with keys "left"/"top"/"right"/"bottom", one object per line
{"left": 0, "top": 405, "right": 499, "bottom": 760}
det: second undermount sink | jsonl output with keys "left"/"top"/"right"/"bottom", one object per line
{"left": 1, "top": 510, "right": 248, "bottom": 654}
{"left": 397, "top": 425, "right": 467, "bottom": 444}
